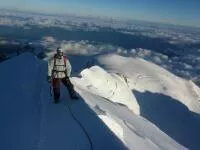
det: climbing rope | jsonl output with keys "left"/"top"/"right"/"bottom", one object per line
{"left": 66, "top": 101, "right": 94, "bottom": 150}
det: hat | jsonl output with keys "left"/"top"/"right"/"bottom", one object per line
{"left": 57, "top": 47, "right": 62, "bottom": 53}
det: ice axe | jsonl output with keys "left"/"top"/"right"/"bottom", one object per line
{"left": 50, "top": 84, "right": 53, "bottom": 97}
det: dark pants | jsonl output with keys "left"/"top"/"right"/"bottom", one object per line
{"left": 52, "top": 77, "right": 75, "bottom": 101}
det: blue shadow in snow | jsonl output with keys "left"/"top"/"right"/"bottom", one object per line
{"left": 59, "top": 88, "right": 128, "bottom": 150}
{"left": 133, "top": 90, "right": 200, "bottom": 150}
{"left": 66, "top": 96, "right": 128, "bottom": 150}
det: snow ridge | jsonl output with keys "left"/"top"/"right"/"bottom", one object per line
{"left": 1, "top": 53, "right": 199, "bottom": 150}
{"left": 98, "top": 54, "right": 200, "bottom": 114}
{"left": 73, "top": 66, "right": 140, "bottom": 115}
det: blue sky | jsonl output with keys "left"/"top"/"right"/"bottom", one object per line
{"left": 1, "top": 0, "right": 200, "bottom": 27}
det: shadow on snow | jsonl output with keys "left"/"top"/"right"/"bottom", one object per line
{"left": 59, "top": 82, "right": 128, "bottom": 150}
{"left": 133, "top": 90, "right": 200, "bottom": 150}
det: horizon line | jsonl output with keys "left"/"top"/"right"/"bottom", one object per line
{"left": 1, "top": 7, "right": 200, "bottom": 29}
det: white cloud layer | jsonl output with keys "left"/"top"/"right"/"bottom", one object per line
{"left": 0, "top": 9, "right": 199, "bottom": 86}
{"left": 1, "top": 9, "right": 200, "bottom": 46}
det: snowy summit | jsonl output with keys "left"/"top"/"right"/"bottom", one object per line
{"left": 1, "top": 51, "right": 200, "bottom": 150}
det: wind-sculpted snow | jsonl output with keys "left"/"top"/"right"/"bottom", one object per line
{"left": 72, "top": 66, "right": 140, "bottom": 115}
{"left": 98, "top": 54, "right": 200, "bottom": 114}
{"left": 0, "top": 53, "right": 192, "bottom": 150}
{"left": 71, "top": 69, "right": 188, "bottom": 150}
{"left": 97, "top": 54, "right": 200, "bottom": 150}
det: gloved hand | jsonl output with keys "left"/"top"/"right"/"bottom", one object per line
{"left": 47, "top": 76, "right": 52, "bottom": 83}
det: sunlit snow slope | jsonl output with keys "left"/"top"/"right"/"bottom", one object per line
{"left": 96, "top": 54, "right": 200, "bottom": 150}
{"left": 98, "top": 54, "right": 200, "bottom": 114}
{"left": 1, "top": 53, "right": 199, "bottom": 150}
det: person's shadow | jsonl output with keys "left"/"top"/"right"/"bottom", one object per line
{"left": 133, "top": 90, "right": 200, "bottom": 150}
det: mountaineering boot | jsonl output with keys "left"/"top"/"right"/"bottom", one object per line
{"left": 54, "top": 99, "right": 59, "bottom": 104}
{"left": 70, "top": 91, "right": 79, "bottom": 100}
{"left": 54, "top": 92, "right": 60, "bottom": 104}
{"left": 71, "top": 95, "right": 79, "bottom": 100}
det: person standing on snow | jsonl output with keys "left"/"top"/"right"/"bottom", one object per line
{"left": 47, "top": 47, "right": 78, "bottom": 103}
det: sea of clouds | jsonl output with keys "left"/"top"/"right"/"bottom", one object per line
{"left": 0, "top": 9, "right": 200, "bottom": 86}
{"left": 1, "top": 9, "right": 200, "bottom": 46}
